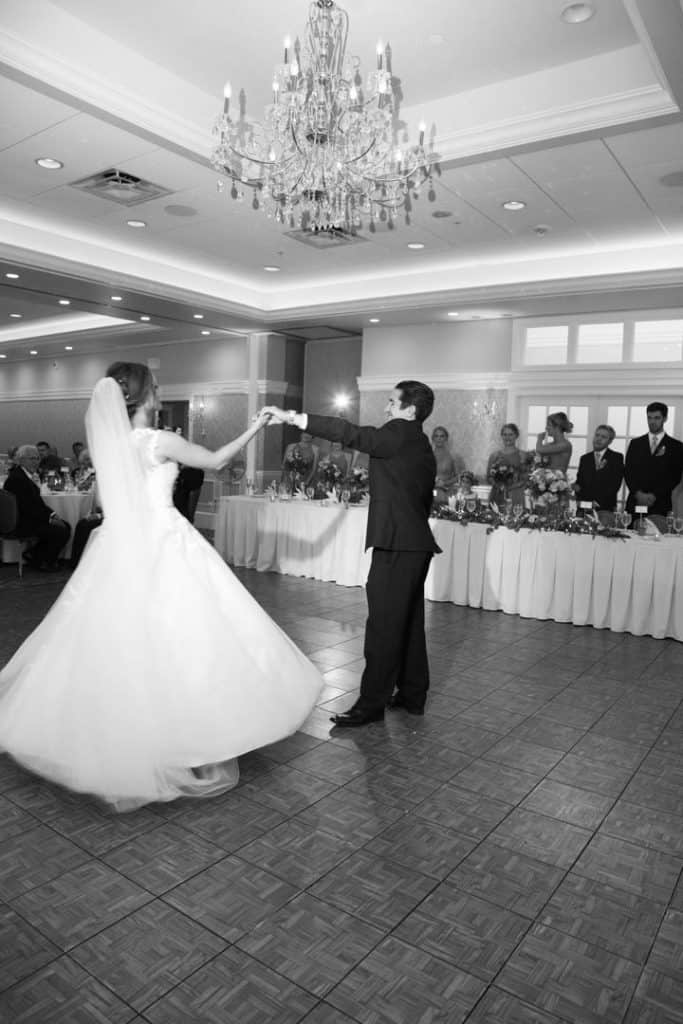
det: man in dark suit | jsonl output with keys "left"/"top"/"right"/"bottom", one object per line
{"left": 574, "top": 425, "right": 624, "bottom": 512}
{"left": 3, "top": 445, "right": 71, "bottom": 570}
{"left": 624, "top": 402, "right": 683, "bottom": 517}
{"left": 265, "top": 380, "right": 439, "bottom": 726}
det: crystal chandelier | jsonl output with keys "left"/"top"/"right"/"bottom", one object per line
{"left": 211, "top": 0, "right": 434, "bottom": 234}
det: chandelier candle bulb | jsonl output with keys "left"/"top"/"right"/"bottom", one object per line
{"left": 284, "top": 36, "right": 291, "bottom": 63}
{"left": 419, "top": 122, "right": 425, "bottom": 145}
{"left": 376, "top": 40, "right": 383, "bottom": 69}
{"left": 223, "top": 81, "right": 231, "bottom": 115}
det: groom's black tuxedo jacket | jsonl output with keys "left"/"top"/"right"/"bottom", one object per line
{"left": 575, "top": 448, "right": 624, "bottom": 511}
{"left": 3, "top": 465, "right": 53, "bottom": 536}
{"left": 306, "top": 414, "right": 440, "bottom": 553}
{"left": 624, "top": 433, "right": 683, "bottom": 515}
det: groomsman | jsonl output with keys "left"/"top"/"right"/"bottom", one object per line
{"left": 624, "top": 402, "right": 683, "bottom": 516}
{"left": 264, "top": 380, "right": 439, "bottom": 726}
{"left": 574, "top": 425, "right": 624, "bottom": 512}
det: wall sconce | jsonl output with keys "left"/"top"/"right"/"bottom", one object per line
{"left": 192, "top": 395, "right": 207, "bottom": 439}
{"left": 472, "top": 395, "right": 498, "bottom": 423}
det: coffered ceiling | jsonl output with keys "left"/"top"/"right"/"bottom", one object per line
{"left": 1, "top": 0, "right": 683, "bottom": 362}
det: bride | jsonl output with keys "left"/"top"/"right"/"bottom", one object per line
{"left": 0, "top": 362, "right": 323, "bottom": 810}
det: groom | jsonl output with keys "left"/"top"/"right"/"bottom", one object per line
{"left": 265, "top": 380, "right": 439, "bottom": 726}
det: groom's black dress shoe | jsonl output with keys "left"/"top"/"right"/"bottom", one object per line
{"left": 386, "top": 695, "right": 425, "bottom": 715}
{"left": 330, "top": 707, "right": 385, "bottom": 728}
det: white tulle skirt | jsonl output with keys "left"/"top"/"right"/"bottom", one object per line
{"left": 0, "top": 508, "right": 323, "bottom": 810}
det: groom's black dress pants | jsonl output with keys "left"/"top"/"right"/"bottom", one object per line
{"left": 357, "top": 548, "right": 433, "bottom": 713}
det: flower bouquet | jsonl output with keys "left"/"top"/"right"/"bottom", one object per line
{"left": 314, "top": 456, "right": 344, "bottom": 499}
{"left": 347, "top": 466, "right": 369, "bottom": 503}
{"left": 284, "top": 445, "right": 312, "bottom": 491}
{"left": 527, "top": 467, "right": 571, "bottom": 521}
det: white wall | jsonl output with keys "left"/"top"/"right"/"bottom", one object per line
{"left": 361, "top": 320, "right": 512, "bottom": 377}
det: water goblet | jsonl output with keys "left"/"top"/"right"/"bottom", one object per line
{"left": 513, "top": 504, "right": 523, "bottom": 520}
{"left": 341, "top": 488, "right": 351, "bottom": 509}
{"left": 674, "top": 517, "right": 683, "bottom": 537}
{"left": 621, "top": 512, "right": 632, "bottom": 530}
{"left": 305, "top": 486, "right": 314, "bottom": 501}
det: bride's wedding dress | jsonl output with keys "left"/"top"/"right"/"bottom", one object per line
{"left": 0, "top": 380, "right": 323, "bottom": 810}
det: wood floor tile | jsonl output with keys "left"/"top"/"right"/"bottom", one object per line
{"left": 143, "top": 946, "right": 316, "bottom": 1024}
{"left": 448, "top": 841, "right": 565, "bottom": 918}
{"left": 0, "top": 955, "right": 135, "bottom": 1023}
{"left": 0, "top": 793, "right": 38, "bottom": 842}
{"left": 308, "top": 849, "right": 436, "bottom": 930}
{"left": 483, "top": 737, "right": 564, "bottom": 775}
{"left": 10, "top": 861, "right": 152, "bottom": 950}
{"left": 569, "top": 734, "right": 647, "bottom": 770}
{"left": 101, "top": 822, "right": 226, "bottom": 894}
{"left": 415, "top": 782, "right": 513, "bottom": 838}
{"left": 236, "top": 764, "right": 338, "bottom": 815}
{"left": 452, "top": 759, "right": 541, "bottom": 803}
{"left": 548, "top": 754, "right": 635, "bottom": 797}
{"left": 394, "top": 884, "right": 531, "bottom": 980}
{"left": 467, "top": 987, "right": 571, "bottom": 1023}
{"left": 0, "top": 904, "right": 60, "bottom": 993}
{"left": 344, "top": 761, "right": 442, "bottom": 807}
{"left": 287, "top": 742, "right": 378, "bottom": 784}
{"left": 238, "top": 819, "right": 358, "bottom": 888}
{"left": 574, "top": 834, "right": 683, "bottom": 903}
{"left": 647, "top": 908, "right": 683, "bottom": 984}
{"left": 497, "top": 923, "right": 641, "bottom": 1024}
{"left": 163, "top": 791, "right": 286, "bottom": 851}
{"left": 0, "top": 825, "right": 90, "bottom": 900}
{"left": 236, "top": 892, "right": 383, "bottom": 997}
{"left": 540, "top": 873, "right": 666, "bottom": 964}
{"left": 162, "top": 855, "right": 298, "bottom": 943}
{"left": 622, "top": 770, "right": 683, "bottom": 817}
{"left": 623, "top": 966, "right": 683, "bottom": 1023}
{"left": 600, "top": 800, "right": 683, "bottom": 857}
{"left": 385, "top": 738, "right": 472, "bottom": 782}
{"left": 520, "top": 780, "right": 614, "bottom": 829}
{"left": 365, "top": 816, "right": 477, "bottom": 880}
{"left": 489, "top": 808, "right": 591, "bottom": 868}
{"left": 70, "top": 900, "right": 225, "bottom": 1010}
{"left": 327, "top": 935, "right": 485, "bottom": 1024}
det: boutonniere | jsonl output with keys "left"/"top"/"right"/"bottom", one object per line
{"left": 655, "top": 446, "right": 666, "bottom": 457}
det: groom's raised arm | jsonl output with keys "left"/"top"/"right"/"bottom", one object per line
{"left": 268, "top": 408, "right": 403, "bottom": 458}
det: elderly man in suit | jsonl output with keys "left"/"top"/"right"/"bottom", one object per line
{"left": 265, "top": 380, "right": 440, "bottom": 726}
{"left": 3, "top": 445, "right": 71, "bottom": 570}
{"left": 625, "top": 402, "right": 683, "bottom": 517}
{"left": 574, "top": 425, "right": 624, "bottom": 513}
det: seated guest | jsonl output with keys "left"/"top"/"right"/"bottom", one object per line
{"left": 535, "top": 412, "right": 573, "bottom": 473}
{"left": 458, "top": 470, "right": 477, "bottom": 495}
{"left": 36, "top": 440, "right": 62, "bottom": 481}
{"left": 431, "top": 426, "right": 459, "bottom": 503}
{"left": 574, "top": 425, "right": 624, "bottom": 512}
{"left": 3, "top": 445, "right": 71, "bottom": 570}
{"left": 70, "top": 507, "right": 103, "bottom": 569}
{"left": 69, "top": 441, "right": 85, "bottom": 475}
{"left": 281, "top": 431, "right": 319, "bottom": 487}
{"left": 486, "top": 422, "right": 526, "bottom": 507}
{"left": 73, "top": 448, "right": 96, "bottom": 491}
{"left": 625, "top": 401, "right": 683, "bottom": 517}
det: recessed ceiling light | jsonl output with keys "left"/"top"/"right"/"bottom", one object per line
{"left": 9, "top": 312, "right": 22, "bottom": 319}
{"left": 164, "top": 204, "right": 198, "bottom": 217}
{"left": 30, "top": 349, "right": 38, "bottom": 355}
{"left": 447, "top": 311, "right": 460, "bottom": 317}
{"left": 533, "top": 224, "right": 551, "bottom": 236}
{"left": 369, "top": 318, "right": 380, "bottom": 323}
{"left": 200, "top": 329, "right": 211, "bottom": 336}
{"left": 432, "top": 210, "right": 452, "bottom": 219}
{"left": 502, "top": 200, "right": 526, "bottom": 211}
{"left": 111, "top": 295, "right": 123, "bottom": 301}
{"left": 126, "top": 219, "right": 147, "bottom": 228}
{"left": 64, "top": 345, "right": 73, "bottom": 351}
{"left": 263, "top": 265, "right": 281, "bottom": 272}
{"left": 561, "top": 3, "right": 595, "bottom": 23}
{"left": 407, "top": 242, "right": 425, "bottom": 250}
{"left": 4, "top": 272, "right": 19, "bottom": 279}
{"left": 193, "top": 313, "right": 204, "bottom": 319}
{"left": 35, "top": 157, "right": 63, "bottom": 170}
{"left": 58, "top": 298, "right": 70, "bottom": 306}
{"left": 0, "top": 354, "right": 6, "bottom": 360}
{"left": 140, "top": 315, "right": 151, "bottom": 321}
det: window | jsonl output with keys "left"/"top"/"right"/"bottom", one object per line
{"left": 633, "top": 320, "right": 683, "bottom": 362}
{"left": 576, "top": 322, "right": 623, "bottom": 363}
{"left": 525, "top": 326, "right": 568, "bottom": 365}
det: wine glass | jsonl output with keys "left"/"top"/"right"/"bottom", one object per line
{"left": 305, "top": 486, "right": 314, "bottom": 501}
{"left": 674, "top": 517, "right": 683, "bottom": 537}
{"left": 621, "top": 511, "right": 632, "bottom": 530}
{"left": 513, "top": 504, "right": 523, "bottom": 520}
{"left": 341, "top": 488, "right": 351, "bottom": 508}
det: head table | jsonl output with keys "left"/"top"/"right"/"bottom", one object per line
{"left": 214, "top": 495, "right": 683, "bottom": 642}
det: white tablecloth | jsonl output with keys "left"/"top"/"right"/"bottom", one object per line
{"left": 215, "top": 496, "right": 683, "bottom": 640}
{"left": 43, "top": 491, "right": 95, "bottom": 559}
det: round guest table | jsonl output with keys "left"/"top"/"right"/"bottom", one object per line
{"left": 42, "top": 490, "right": 96, "bottom": 559}
{"left": 214, "top": 496, "right": 683, "bottom": 641}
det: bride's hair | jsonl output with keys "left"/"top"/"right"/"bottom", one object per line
{"left": 106, "top": 361, "right": 154, "bottom": 420}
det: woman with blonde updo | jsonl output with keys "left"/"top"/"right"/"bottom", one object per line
{"left": 535, "top": 412, "right": 573, "bottom": 473}
{"left": 0, "top": 361, "right": 322, "bottom": 810}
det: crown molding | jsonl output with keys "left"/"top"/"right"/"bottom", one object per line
{"left": 509, "top": 364, "right": 683, "bottom": 395}
{"left": 0, "top": 378, "right": 295, "bottom": 402}
{"left": 359, "top": 373, "right": 511, "bottom": 392}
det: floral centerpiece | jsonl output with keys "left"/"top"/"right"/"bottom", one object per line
{"left": 527, "top": 467, "right": 571, "bottom": 517}
{"left": 284, "top": 445, "right": 312, "bottom": 491}
{"left": 315, "top": 456, "right": 344, "bottom": 497}
{"left": 348, "top": 465, "right": 369, "bottom": 502}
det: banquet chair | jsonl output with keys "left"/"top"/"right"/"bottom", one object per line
{"left": 0, "top": 490, "right": 33, "bottom": 578}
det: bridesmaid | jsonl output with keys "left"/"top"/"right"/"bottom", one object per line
{"left": 536, "top": 412, "right": 573, "bottom": 473}
{"left": 431, "top": 426, "right": 459, "bottom": 503}
{"left": 486, "top": 423, "right": 526, "bottom": 507}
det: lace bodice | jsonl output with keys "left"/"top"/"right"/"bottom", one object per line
{"left": 132, "top": 428, "right": 178, "bottom": 509}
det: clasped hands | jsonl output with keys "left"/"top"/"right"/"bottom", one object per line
{"left": 251, "top": 406, "right": 290, "bottom": 426}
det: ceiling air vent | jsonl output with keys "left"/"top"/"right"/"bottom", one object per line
{"left": 285, "top": 227, "right": 366, "bottom": 249}
{"left": 70, "top": 168, "right": 173, "bottom": 207}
